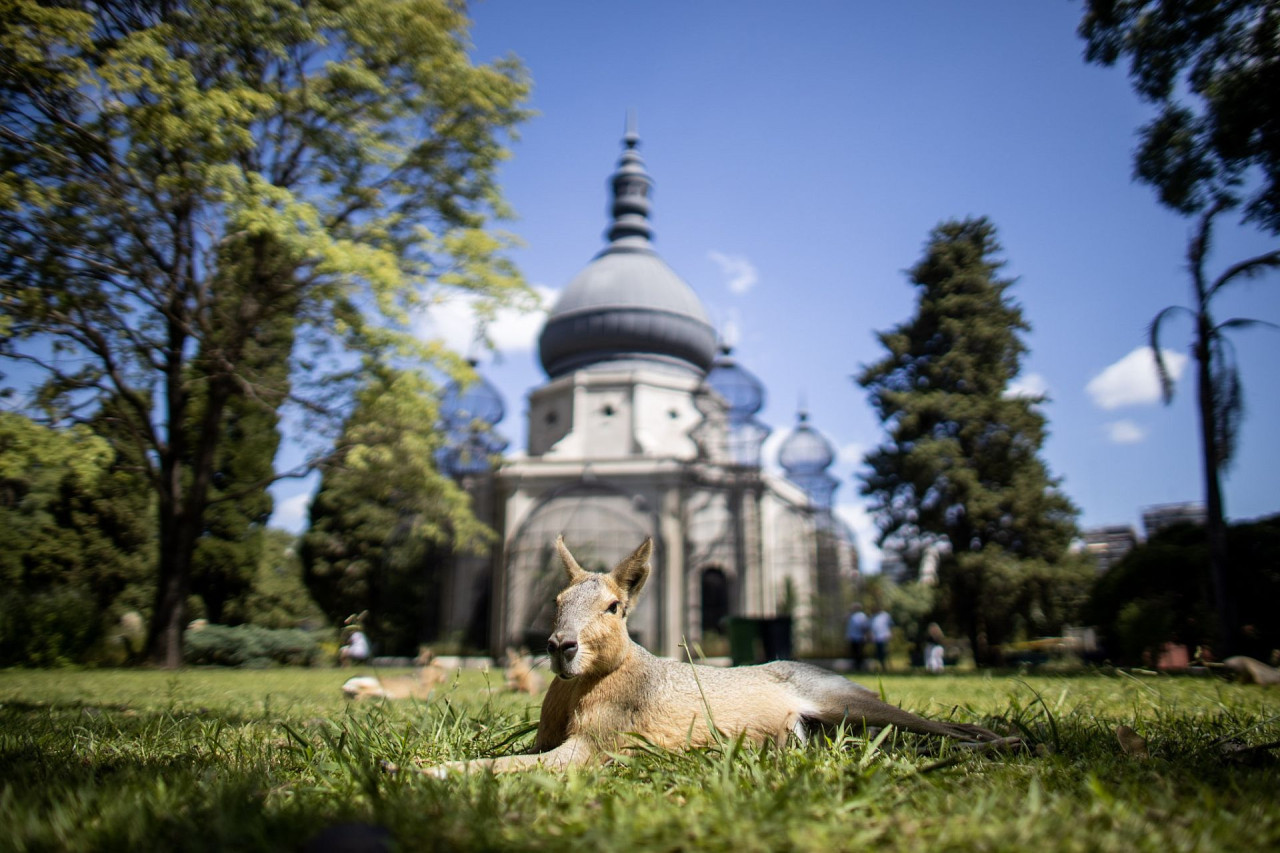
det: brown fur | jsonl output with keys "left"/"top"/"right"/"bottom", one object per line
{"left": 343, "top": 648, "right": 450, "bottom": 701}
{"left": 428, "top": 537, "right": 1013, "bottom": 774}
{"left": 1223, "top": 655, "right": 1280, "bottom": 685}
{"left": 504, "top": 647, "right": 546, "bottom": 695}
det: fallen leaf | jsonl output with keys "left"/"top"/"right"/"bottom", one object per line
{"left": 1116, "top": 725, "right": 1148, "bottom": 758}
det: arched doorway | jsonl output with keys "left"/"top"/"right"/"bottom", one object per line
{"left": 504, "top": 481, "right": 655, "bottom": 650}
{"left": 699, "top": 566, "right": 730, "bottom": 656}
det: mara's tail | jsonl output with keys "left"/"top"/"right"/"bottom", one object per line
{"left": 762, "top": 660, "right": 1006, "bottom": 743}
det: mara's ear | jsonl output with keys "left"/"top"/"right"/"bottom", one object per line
{"left": 555, "top": 534, "right": 588, "bottom": 582}
{"left": 611, "top": 537, "right": 652, "bottom": 602}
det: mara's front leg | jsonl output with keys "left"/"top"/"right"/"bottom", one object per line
{"left": 423, "top": 735, "right": 597, "bottom": 777}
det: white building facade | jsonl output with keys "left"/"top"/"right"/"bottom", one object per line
{"left": 448, "top": 128, "right": 855, "bottom": 659}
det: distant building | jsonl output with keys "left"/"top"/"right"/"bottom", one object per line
{"left": 435, "top": 125, "right": 856, "bottom": 656}
{"left": 1142, "top": 502, "right": 1206, "bottom": 538}
{"left": 1081, "top": 525, "right": 1139, "bottom": 574}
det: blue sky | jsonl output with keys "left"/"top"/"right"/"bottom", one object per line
{"left": 271, "top": 1, "right": 1280, "bottom": 572}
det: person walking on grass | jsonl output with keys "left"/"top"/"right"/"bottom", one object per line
{"left": 925, "top": 622, "right": 946, "bottom": 673}
{"left": 846, "top": 603, "right": 868, "bottom": 672}
{"left": 870, "top": 607, "right": 892, "bottom": 671}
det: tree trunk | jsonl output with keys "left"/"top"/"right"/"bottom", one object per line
{"left": 145, "top": 376, "right": 233, "bottom": 667}
{"left": 1195, "top": 322, "right": 1234, "bottom": 658}
{"left": 148, "top": 515, "right": 196, "bottom": 669}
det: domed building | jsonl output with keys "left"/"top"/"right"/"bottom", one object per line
{"left": 442, "top": 126, "right": 856, "bottom": 658}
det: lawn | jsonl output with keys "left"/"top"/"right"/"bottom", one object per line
{"left": 0, "top": 666, "right": 1276, "bottom": 851}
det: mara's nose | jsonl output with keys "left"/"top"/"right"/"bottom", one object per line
{"left": 546, "top": 633, "right": 578, "bottom": 661}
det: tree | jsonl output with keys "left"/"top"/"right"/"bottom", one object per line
{"left": 0, "top": 1, "right": 531, "bottom": 666}
{"left": 0, "top": 410, "right": 153, "bottom": 664}
{"left": 1080, "top": 1, "right": 1280, "bottom": 655}
{"left": 301, "top": 369, "right": 492, "bottom": 655}
{"left": 189, "top": 303, "right": 293, "bottom": 624}
{"left": 1079, "top": 0, "right": 1280, "bottom": 232}
{"left": 1086, "top": 515, "right": 1280, "bottom": 665}
{"left": 1147, "top": 203, "right": 1278, "bottom": 656}
{"left": 240, "top": 528, "right": 326, "bottom": 630}
{"left": 857, "top": 218, "right": 1079, "bottom": 662}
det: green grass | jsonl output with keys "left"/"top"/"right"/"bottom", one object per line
{"left": 1, "top": 667, "right": 1277, "bottom": 851}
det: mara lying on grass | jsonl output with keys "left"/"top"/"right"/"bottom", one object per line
{"left": 427, "top": 536, "right": 1014, "bottom": 775}
{"left": 342, "top": 648, "right": 450, "bottom": 701}
{"left": 504, "top": 646, "right": 546, "bottom": 695}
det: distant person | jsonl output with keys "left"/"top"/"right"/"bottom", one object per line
{"left": 870, "top": 607, "right": 892, "bottom": 671}
{"left": 845, "top": 604, "right": 868, "bottom": 672}
{"left": 925, "top": 622, "right": 945, "bottom": 673}
{"left": 339, "top": 626, "right": 370, "bottom": 666}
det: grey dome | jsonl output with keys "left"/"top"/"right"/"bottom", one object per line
{"left": 538, "top": 128, "right": 716, "bottom": 379}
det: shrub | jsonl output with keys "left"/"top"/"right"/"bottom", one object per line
{"left": 0, "top": 585, "right": 103, "bottom": 667}
{"left": 182, "top": 623, "right": 322, "bottom": 668}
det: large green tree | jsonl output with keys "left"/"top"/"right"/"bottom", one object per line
{"left": 857, "top": 218, "right": 1080, "bottom": 662}
{"left": 1080, "top": 1, "right": 1280, "bottom": 656}
{"left": 240, "top": 528, "right": 326, "bottom": 630}
{"left": 0, "top": 1, "right": 531, "bottom": 666}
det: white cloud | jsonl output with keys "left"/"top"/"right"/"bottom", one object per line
{"left": 416, "top": 285, "right": 556, "bottom": 356}
{"left": 707, "top": 251, "right": 759, "bottom": 295}
{"left": 270, "top": 492, "right": 312, "bottom": 534}
{"left": 838, "top": 441, "right": 868, "bottom": 467}
{"left": 1105, "top": 419, "right": 1147, "bottom": 444}
{"left": 1005, "top": 372, "right": 1049, "bottom": 400}
{"left": 1086, "top": 346, "right": 1188, "bottom": 410}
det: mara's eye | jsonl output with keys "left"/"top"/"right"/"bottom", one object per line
{"left": 606, "top": 601, "right": 620, "bottom": 615}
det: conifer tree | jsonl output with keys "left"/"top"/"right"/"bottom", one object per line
{"left": 300, "top": 368, "right": 493, "bottom": 655}
{"left": 858, "top": 218, "right": 1081, "bottom": 662}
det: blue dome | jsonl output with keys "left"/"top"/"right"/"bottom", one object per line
{"left": 706, "top": 346, "right": 766, "bottom": 421}
{"left": 778, "top": 412, "right": 836, "bottom": 476}
{"left": 440, "top": 368, "right": 505, "bottom": 428}
{"left": 437, "top": 362, "right": 507, "bottom": 477}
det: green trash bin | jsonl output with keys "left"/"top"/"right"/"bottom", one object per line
{"left": 728, "top": 617, "right": 761, "bottom": 666}
{"left": 727, "top": 617, "right": 793, "bottom": 665}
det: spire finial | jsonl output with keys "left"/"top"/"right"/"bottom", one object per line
{"left": 604, "top": 113, "right": 654, "bottom": 250}
{"left": 624, "top": 108, "right": 639, "bottom": 147}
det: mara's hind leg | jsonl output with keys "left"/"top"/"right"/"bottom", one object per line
{"left": 763, "top": 661, "right": 1009, "bottom": 744}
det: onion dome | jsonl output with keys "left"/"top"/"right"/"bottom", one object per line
{"left": 538, "top": 121, "right": 717, "bottom": 379}
{"left": 437, "top": 361, "right": 508, "bottom": 477}
{"left": 705, "top": 345, "right": 771, "bottom": 467}
{"left": 779, "top": 410, "right": 839, "bottom": 510}
{"left": 778, "top": 411, "right": 835, "bottom": 475}
{"left": 705, "top": 345, "right": 765, "bottom": 423}
{"left": 439, "top": 361, "right": 505, "bottom": 428}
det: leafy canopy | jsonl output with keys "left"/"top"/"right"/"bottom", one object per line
{"left": 1080, "top": 0, "right": 1280, "bottom": 233}
{"left": 0, "top": 0, "right": 532, "bottom": 664}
